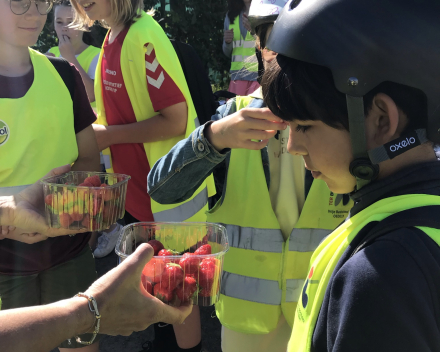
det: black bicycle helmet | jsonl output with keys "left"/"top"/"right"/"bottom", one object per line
{"left": 267, "top": 0, "right": 440, "bottom": 188}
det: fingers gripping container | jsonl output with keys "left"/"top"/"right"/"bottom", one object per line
{"left": 116, "top": 222, "right": 229, "bottom": 307}
{"left": 41, "top": 171, "right": 130, "bottom": 231}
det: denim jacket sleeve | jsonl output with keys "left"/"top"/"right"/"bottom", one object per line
{"left": 148, "top": 121, "right": 230, "bottom": 204}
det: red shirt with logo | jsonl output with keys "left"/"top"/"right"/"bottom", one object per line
{"left": 101, "top": 26, "right": 186, "bottom": 221}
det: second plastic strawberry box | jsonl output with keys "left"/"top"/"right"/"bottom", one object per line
{"left": 116, "top": 222, "right": 229, "bottom": 307}
{"left": 41, "top": 171, "right": 130, "bottom": 231}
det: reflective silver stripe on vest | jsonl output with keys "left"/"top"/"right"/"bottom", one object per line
{"left": 285, "top": 278, "right": 305, "bottom": 302}
{"left": 232, "top": 40, "right": 242, "bottom": 48}
{"left": 153, "top": 187, "right": 208, "bottom": 222}
{"left": 243, "top": 41, "right": 256, "bottom": 49}
{"left": 288, "top": 228, "right": 331, "bottom": 252}
{"left": 222, "top": 224, "right": 284, "bottom": 253}
{"left": 233, "top": 55, "right": 256, "bottom": 63}
{"left": 232, "top": 40, "right": 254, "bottom": 49}
{"left": 0, "top": 185, "right": 31, "bottom": 197}
{"left": 221, "top": 271, "right": 282, "bottom": 305}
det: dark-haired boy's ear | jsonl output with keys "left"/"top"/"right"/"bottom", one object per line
{"left": 364, "top": 93, "right": 403, "bottom": 150}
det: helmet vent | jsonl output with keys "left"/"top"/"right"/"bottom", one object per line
{"left": 289, "top": 0, "right": 302, "bottom": 10}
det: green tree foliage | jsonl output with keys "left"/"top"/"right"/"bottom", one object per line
{"left": 34, "top": 0, "right": 230, "bottom": 88}
{"left": 33, "top": 11, "right": 57, "bottom": 54}
{"left": 145, "top": 0, "right": 230, "bottom": 89}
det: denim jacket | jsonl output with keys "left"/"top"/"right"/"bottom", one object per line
{"left": 147, "top": 98, "right": 269, "bottom": 204}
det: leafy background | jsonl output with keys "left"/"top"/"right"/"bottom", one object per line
{"left": 34, "top": 0, "right": 230, "bottom": 89}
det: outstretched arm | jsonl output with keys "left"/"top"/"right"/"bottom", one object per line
{"left": 0, "top": 244, "right": 192, "bottom": 352}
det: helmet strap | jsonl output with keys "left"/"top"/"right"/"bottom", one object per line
{"left": 346, "top": 94, "right": 379, "bottom": 190}
{"left": 368, "top": 129, "right": 428, "bottom": 164}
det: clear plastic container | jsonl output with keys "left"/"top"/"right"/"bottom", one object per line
{"left": 116, "top": 222, "right": 229, "bottom": 307}
{"left": 41, "top": 171, "right": 130, "bottom": 231}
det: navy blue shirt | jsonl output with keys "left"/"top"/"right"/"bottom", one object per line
{"left": 312, "top": 162, "right": 440, "bottom": 352}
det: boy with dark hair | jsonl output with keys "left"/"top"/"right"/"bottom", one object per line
{"left": 259, "top": 0, "right": 440, "bottom": 351}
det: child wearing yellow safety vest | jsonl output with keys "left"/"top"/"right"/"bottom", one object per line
{"left": 0, "top": 0, "right": 101, "bottom": 350}
{"left": 148, "top": 2, "right": 352, "bottom": 351}
{"left": 70, "top": 1, "right": 215, "bottom": 351}
{"left": 259, "top": 0, "right": 440, "bottom": 351}
{"left": 47, "top": 0, "right": 101, "bottom": 108}
{"left": 223, "top": 0, "right": 259, "bottom": 96}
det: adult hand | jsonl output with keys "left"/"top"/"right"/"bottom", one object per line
{"left": 1, "top": 165, "right": 87, "bottom": 238}
{"left": 242, "top": 13, "right": 252, "bottom": 33}
{"left": 206, "top": 107, "right": 287, "bottom": 151}
{"left": 92, "top": 124, "right": 112, "bottom": 152}
{"left": 224, "top": 29, "right": 234, "bottom": 44}
{"left": 58, "top": 35, "right": 76, "bottom": 62}
{"left": 85, "top": 244, "right": 193, "bottom": 336}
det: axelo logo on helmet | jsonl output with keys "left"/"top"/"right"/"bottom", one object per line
{"left": 0, "top": 120, "right": 9, "bottom": 147}
{"left": 389, "top": 137, "right": 416, "bottom": 153}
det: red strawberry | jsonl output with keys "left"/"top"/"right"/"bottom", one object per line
{"left": 141, "top": 274, "right": 153, "bottom": 295}
{"left": 198, "top": 285, "right": 214, "bottom": 297}
{"left": 194, "top": 244, "right": 212, "bottom": 255}
{"left": 160, "top": 263, "right": 184, "bottom": 290}
{"left": 176, "top": 276, "right": 198, "bottom": 303}
{"left": 71, "top": 212, "right": 84, "bottom": 222}
{"left": 158, "top": 249, "right": 179, "bottom": 256}
{"left": 148, "top": 240, "right": 164, "bottom": 256}
{"left": 59, "top": 213, "right": 73, "bottom": 228}
{"left": 200, "top": 257, "right": 219, "bottom": 271}
{"left": 100, "top": 183, "right": 114, "bottom": 201}
{"left": 142, "top": 258, "right": 166, "bottom": 283}
{"left": 154, "top": 284, "right": 174, "bottom": 302}
{"left": 84, "top": 175, "right": 101, "bottom": 187}
{"left": 158, "top": 249, "right": 179, "bottom": 264}
{"left": 81, "top": 214, "right": 99, "bottom": 231}
{"left": 91, "top": 196, "right": 102, "bottom": 216}
{"left": 179, "top": 253, "right": 200, "bottom": 277}
{"left": 44, "top": 194, "right": 54, "bottom": 206}
{"left": 198, "top": 257, "right": 219, "bottom": 297}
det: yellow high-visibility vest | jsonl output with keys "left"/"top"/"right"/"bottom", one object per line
{"left": 288, "top": 193, "right": 440, "bottom": 351}
{"left": 94, "top": 12, "right": 215, "bottom": 223}
{"left": 0, "top": 49, "right": 78, "bottom": 196}
{"left": 212, "top": 95, "right": 353, "bottom": 334}
{"left": 49, "top": 45, "right": 100, "bottom": 109}
{"left": 229, "top": 17, "right": 258, "bottom": 77}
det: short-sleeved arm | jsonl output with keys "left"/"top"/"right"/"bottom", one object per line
{"left": 71, "top": 65, "right": 96, "bottom": 134}
{"left": 144, "top": 43, "right": 186, "bottom": 112}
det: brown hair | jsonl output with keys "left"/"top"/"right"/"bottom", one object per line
{"left": 70, "top": 0, "right": 144, "bottom": 30}
{"left": 227, "top": 0, "right": 245, "bottom": 24}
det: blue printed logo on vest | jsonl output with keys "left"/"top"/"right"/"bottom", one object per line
{"left": 0, "top": 120, "right": 9, "bottom": 147}
{"left": 301, "top": 266, "right": 314, "bottom": 308}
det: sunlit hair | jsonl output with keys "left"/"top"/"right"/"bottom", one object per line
{"left": 70, "top": 0, "right": 145, "bottom": 30}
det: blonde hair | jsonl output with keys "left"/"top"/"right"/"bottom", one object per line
{"left": 70, "top": 0, "right": 146, "bottom": 30}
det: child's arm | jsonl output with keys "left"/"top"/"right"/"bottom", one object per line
{"left": 71, "top": 124, "right": 101, "bottom": 172}
{"left": 58, "top": 36, "right": 95, "bottom": 103}
{"left": 93, "top": 101, "right": 187, "bottom": 151}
